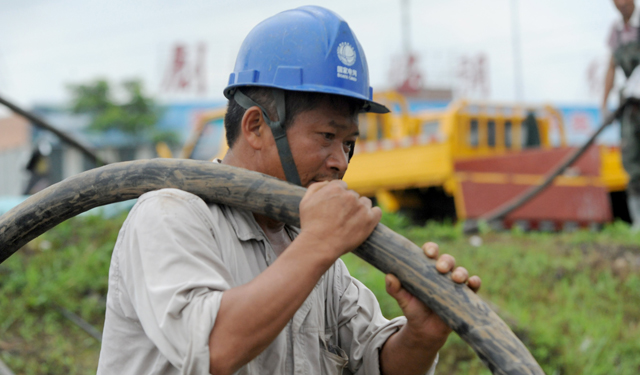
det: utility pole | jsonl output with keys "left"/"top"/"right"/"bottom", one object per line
{"left": 395, "top": 0, "right": 424, "bottom": 93}
{"left": 401, "top": 0, "right": 412, "bottom": 57}
{"left": 510, "top": 0, "right": 524, "bottom": 101}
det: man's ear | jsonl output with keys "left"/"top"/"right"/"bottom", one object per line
{"left": 240, "top": 106, "right": 267, "bottom": 150}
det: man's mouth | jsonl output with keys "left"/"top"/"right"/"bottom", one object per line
{"left": 310, "top": 176, "right": 341, "bottom": 183}
{"left": 306, "top": 175, "right": 341, "bottom": 187}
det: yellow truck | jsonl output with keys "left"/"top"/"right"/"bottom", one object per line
{"left": 344, "top": 91, "right": 628, "bottom": 229}
{"left": 178, "top": 92, "right": 628, "bottom": 229}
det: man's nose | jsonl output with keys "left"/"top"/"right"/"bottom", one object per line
{"left": 327, "top": 144, "right": 349, "bottom": 174}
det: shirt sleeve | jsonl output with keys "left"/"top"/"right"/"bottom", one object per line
{"left": 115, "top": 189, "right": 233, "bottom": 374}
{"left": 332, "top": 260, "right": 437, "bottom": 375}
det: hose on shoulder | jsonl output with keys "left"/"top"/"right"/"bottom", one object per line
{"left": 0, "top": 159, "right": 544, "bottom": 375}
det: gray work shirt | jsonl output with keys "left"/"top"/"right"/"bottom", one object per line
{"left": 97, "top": 188, "right": 437, "bottom": 375}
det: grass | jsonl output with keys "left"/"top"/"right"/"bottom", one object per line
{"left": 341, "top": 213, "right": 640, "bottom": 375}
{"left": 1, "top": 211, "right": 640, "bottom": 374}
{"left": 0, "top": 213, "right": 125, "bottom": 375}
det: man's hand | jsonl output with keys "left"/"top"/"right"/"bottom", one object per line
{"left": 386, "top": 242, "right": 481, "bottom": 342}
{"left": 380, "top": 242, "right": 481, "bottom": 375}
{"left": 298, "top": 180, "right": 381, "bottom": 260}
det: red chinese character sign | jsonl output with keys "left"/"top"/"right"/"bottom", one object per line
{"left": 570, "top": 112, "right": 592, "bottom": 134}
{"left": 161, "top": 43, "right": 208, "bottom": 96}
{"left": 388, "top": 53, "right": 424, "bottom": 95}
{"left": 456, "top": 53, "right": 490, "bottom": 100}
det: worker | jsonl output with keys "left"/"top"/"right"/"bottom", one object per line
{"left": 603, "top": 0, "right": 640, "bottom": 229}
{"left": 96, "top": 6, "right": 481, "bottom": 375}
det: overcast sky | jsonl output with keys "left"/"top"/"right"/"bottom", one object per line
{"left": 0, "top": 0, "right": 624, "bottom": 111}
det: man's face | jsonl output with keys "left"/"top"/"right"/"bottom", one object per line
{"left": 614, "top": 0, "right": 635, "bottom": 19}
{"left": 267, "top": 99, "right": 359, "bottom": 188}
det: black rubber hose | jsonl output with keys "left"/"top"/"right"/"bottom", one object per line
{"left": 0, "top": 159, "right": 544, "bottom": 375}
{"left": 0, "top": 93, "right": 107, "bottom": 166}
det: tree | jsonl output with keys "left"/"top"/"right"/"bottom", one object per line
{"left": 67, "top": 79, "right": 178, "bottom": 146}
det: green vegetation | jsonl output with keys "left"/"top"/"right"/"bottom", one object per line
{"left": 67, "top": 79, "right": 179, "bottom": 149}
{"left": 0, "top": 214, "right": 124, "bottom": 375}
{"left": 1, "top": 211, "right": 639, "bottom": 374}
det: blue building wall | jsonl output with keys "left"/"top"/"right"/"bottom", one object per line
{"left": 556, "top": 105, "right": 619, "bottom": 146}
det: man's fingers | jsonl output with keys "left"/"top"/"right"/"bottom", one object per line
{"left": 385, "top": 273, "right": 401, "bottom": 294}
{"left": 371, "top": 206, "right": 382, "bottom": 220}
{"left": 307, "top": 179, "right": 348, "bottom": 194}
{"left": 425, "top": 246, "right": 479, "bottom": 292}
{"left": 435, "top": 254, "right": 455, "bottom": 273}
{"left": 349, "top": 189, "right": 361, "bottom": 200}
{"left": 468, "top": 275, "right": 482, "bottom": 293}
{"left": 451, "top": 266, "right": 469, "bottom": 284}
{"left": 422, "top": 242, "right": 439, "bottom": 259}
{"left": 359, "top": 196, "right": 372, "bottom": 209}
{"left": 385, "top": 274, "right": 412, "bottom": 310}
{"left": 306, "top": 180, "right": 329, "bottom": 194}
{"left": 331, "top": 179, "right": 348, "bottom": 190}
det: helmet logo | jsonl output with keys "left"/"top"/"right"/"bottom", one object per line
{"left": 337, "top": 42, "right": 356, "bottom": 66}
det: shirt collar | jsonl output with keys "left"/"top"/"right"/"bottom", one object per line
{"left": 221, "top": 204, "right": 300, "bottom": 242}
{"left": 211, "top": 159, "right": 300, "bottom": 242}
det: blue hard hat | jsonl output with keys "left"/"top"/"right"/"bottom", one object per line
{"left": 224, "top": 5, "right": 389, "bottom": 114}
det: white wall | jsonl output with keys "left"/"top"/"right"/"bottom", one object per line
{"left": 0, "top": 147, "right": 30, "bottom": 196}
{"left": 62, "top": 147, "right": 84, "bottom": 179}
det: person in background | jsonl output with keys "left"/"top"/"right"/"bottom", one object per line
{"left": 603, "top": 0, "right": 640, "bottom": 229}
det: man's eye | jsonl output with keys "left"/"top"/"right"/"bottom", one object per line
{"left": 323, "top": 133, "right": 335, "bottom": 141}
{"left": 344, "top": 141, "right": 355, "bottom": 153}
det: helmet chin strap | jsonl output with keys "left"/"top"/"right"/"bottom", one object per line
{"left": 233, "top": 89, "right": 302, "bottom": 186}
